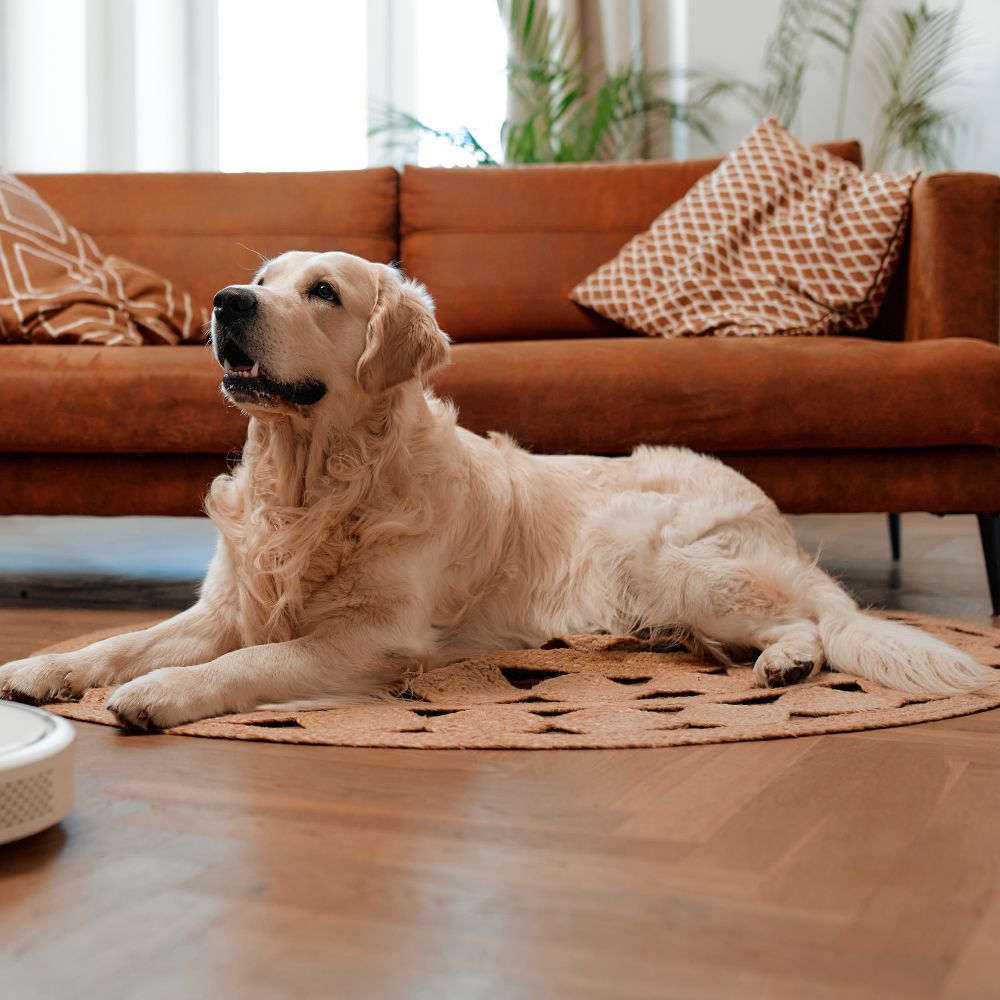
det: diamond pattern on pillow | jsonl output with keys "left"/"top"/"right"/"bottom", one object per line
{"left": 0, "top": 172, "right": 207, "bottom": 345}
{"left": 569, "top": 117, "right": 919, "bottom": 338}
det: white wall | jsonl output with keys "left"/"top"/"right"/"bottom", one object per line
{"left": 685, "top": 0, "right": 781, "bottom": 159}
{"left": 679, "top": 0, "right": 999, "bottom": 172}
{"left": 950, "top": 0, "right": 1000, "bottom": 171}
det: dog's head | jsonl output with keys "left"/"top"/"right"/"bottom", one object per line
{"left": 211, "top": 251, "right": 450, "bottom": 418}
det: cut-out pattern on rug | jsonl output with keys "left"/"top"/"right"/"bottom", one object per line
{"left": 40, "top": 612, "right": 1000, "bottom": 750}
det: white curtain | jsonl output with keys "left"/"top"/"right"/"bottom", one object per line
{"left": 0, "top": 0, "right": 219, "bottom": 172}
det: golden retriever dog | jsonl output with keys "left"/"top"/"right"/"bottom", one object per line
{"left": 1, "top": 251, "right": 991, "bottom": 728}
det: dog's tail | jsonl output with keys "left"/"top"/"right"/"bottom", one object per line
{"left": 813, "top": 584, "right": 992, "bottom": 695}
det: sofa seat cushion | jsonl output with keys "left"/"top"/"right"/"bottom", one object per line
{"left": 434, "top": 336, "right": 1000, "bottom": 454}
{"left": 0, "top": 345, "right": 244, "bottom": 453}
{"left": 1, "top": 336, "right": 997, "bottom": 455}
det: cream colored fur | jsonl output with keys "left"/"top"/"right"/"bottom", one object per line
{"left": 1, "top": 251, "right": 991, "bottom": 728}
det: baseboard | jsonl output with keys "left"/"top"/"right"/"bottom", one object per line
{"left": 0, "top": 574, "right": 197, "bottom": 610}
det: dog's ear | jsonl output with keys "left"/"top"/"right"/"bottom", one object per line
{"left": 357, "top": 268, "right": 450, "bottom": 392}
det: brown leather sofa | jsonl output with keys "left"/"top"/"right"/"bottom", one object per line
{"left": 5, "top": 145, "right": 1000, "bottom": 612}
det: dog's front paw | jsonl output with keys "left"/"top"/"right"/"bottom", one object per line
{"left": 105, "top": 667, "right": 214, "bottom": 731}
{"left": 0, "top": 654, "right": 91, "bottom": 704}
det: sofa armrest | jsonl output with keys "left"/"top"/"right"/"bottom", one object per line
{"left": 904, "top": 173, "right": 1000, "bottom": 343}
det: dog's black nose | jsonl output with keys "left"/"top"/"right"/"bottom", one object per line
{"left": 213, "top": 286, "right": 258, "bottom": 317}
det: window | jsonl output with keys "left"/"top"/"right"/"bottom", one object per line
{"left": 0, "top": 0, "right": 509, "bottom": 173}
{"left": 217, "top": 0, "right": 370, "bottom": 172}
{"left": 413, "top": 0, "right": 507, "bottom": 166}
{"left": 217, "top": 0, "right": 508, "bottom": 171}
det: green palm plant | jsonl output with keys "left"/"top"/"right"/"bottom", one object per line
{"left": 752, "top": 0, "right": 825, "bottom": 125}
{"left": 498, "top": 0, "right": 717, "bottom": 162}
{"left": 695, "top": 0, "right": 867, "bottom": 129}
{"left": 369, "top": 0, "right": 717, "bottom": 165}
{"left": 869, "top": 2, "right": 964, "bottom": 170}
{"left": 811, "top": 0, "right": 866, "bottom": 139}
{"left": 702, "top": 0, "right": 963, "bottom": 168}
{"left": 371, "top": 0, "right": 966, "bottom": 171}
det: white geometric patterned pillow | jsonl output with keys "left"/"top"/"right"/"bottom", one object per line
{"left": 570, "top": 117, "right": 919, "bottom": 338}
{"left": 0, "top": 172, "right": 207, "bottom": 345}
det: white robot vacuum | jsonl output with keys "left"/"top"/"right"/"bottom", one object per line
{"left": 0, "top": 702, "right": 75, "bottom": 845}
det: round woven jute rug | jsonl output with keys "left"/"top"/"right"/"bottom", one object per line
{"left": 37, "top": 611, "right": 1000, "bottom": 749}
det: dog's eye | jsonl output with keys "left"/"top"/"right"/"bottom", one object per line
{"left": 309, "top": 281, "right": 340, "bottom": 305}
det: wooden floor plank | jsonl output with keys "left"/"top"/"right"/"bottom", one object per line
{"left": 756, "top": 741, "right": 967, "bottom": 919}
{"left": 616, "top": 737, "right": 819, "bottom": 842}
{"left": 849, "top": 764, "right": 1000, "bottom": 980}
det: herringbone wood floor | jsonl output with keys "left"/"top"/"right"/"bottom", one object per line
{"left": 2, "top": 514, "right": 998, "bottom": 999}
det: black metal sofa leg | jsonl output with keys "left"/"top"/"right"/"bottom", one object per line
{"left": 979, "top": 513, "right": 1000, "bottom": 617}
{"left": 888, "top": 513, "right": 901, "bottom": 561}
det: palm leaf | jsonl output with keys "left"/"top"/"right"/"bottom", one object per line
{"left": 870, "top": 2, "right": 964, "bottom": 170}
{"left": 813, "top": 0, "right": 866, "bottom": 53}
{"left": 368, "top": 107, "right": 499, "bottom": 166}
{"left": 500, "top": 0, "right": 586, "bottom": 160}
{"left": 812, "top": 0, "right": 866, "bottom": 136}
{"left": 697, "top": 0, "right": 867, "bottom": 136}
{"left": 754, "top": 0, "right": 824, "bottom": 125}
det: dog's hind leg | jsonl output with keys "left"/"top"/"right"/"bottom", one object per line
{"left": 592, "top": 481, "right": 990, "bottom": 696}
{"left": 660, "top": 558, "right": 827, "bottom": 688}
{"left": 711, "top": 560, "right": 992, "bottom": 694}
{"left": 587, "top": 491, "right": 827, "bottom": 687}
{"left": 687, "top": 557, "right": 832, "bottom": 687}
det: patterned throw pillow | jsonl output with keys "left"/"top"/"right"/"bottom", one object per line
{"left": 0, "top": 172, "right": 206, "bottom": 345}
{"left": 570, "top": 117, "right": 919, "bottom": 338}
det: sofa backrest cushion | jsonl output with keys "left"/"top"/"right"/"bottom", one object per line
{"left": 400, "top": 142, "right": 863, "bottom": 343}
{"left": 21, "top": 169, "right": 399, "bottom": 313}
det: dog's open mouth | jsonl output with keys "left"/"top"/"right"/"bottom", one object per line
{"left": 218, "top": 337, "right": 326, "bottom": 408}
